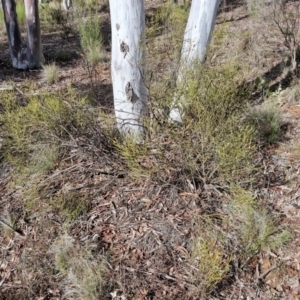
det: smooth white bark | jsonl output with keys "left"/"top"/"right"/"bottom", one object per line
{"left": 109, "top": 0, "right": 147, "bottom": 137}
{"left": 61, "top": 0, "right": 71, "bottom": 11}
{"left": 169, "top": 0, "right": 221, "bottom": 122}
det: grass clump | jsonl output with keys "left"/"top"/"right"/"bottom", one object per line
{"left": 26, "top": 143, "right": 59, "bottom": 178}
{"left": 229, "top": 186, "right": 291, "bottom": 256}
{"left": 54, "top": 192, "right": 91, "bottom": 221}
{"left": 191, "top": 216, "right": 231, "bottom": 297}
{"left": 51, "top": 232, "right": 107, "bottom": 300}
{"left": 42, "top": 63, "right": 60, "bottom": 84}
{"left": 189, "top": 186, "right": 291, "bottom": 298}
{"left": 0, "top": 213, "right": 18, "bottom": 236}
{"left": 79, "top": 9, "right": 105, "bottom": 68}
{"left": 114, "top": 137, "right": 153, "bottom": 182}
{"left": 247, "top": 102, "right": 282, "bottom": 143}
{"left": 0, "top": 90, "right": 93, "bottom": 173}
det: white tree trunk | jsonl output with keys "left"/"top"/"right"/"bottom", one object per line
{"left": 109, "top": 0, "right": 147, "bottom": 137}
{"left": 61, "top": 0, "right": 71, "bottom": 11}
{"left": 169, "top": 0, "right": 220, "bottom": 122}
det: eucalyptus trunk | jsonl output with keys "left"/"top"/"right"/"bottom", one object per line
{"left": 61, "top": 0, "right": 71, "bottom": 10}
{"left": 109, "top": 0, "right": 147, "bottom": 137}
{"left": 169, "top": 0, "right": 221, "bottom": 122}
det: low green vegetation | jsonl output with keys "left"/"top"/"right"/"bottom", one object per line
{"left": 191, "top": 216, "right": 231, "bottom": 297}
{"left": 229, "top": 186, "right": 291, "bottom": 256}
{"left": 78, "top": 9, "right": 105, "bottom": 68}
{"left": 0, "top": 1, "right": 295, "bottom": 299}
{"left": 54, "top": 192, "right": 91, "bottom": 221}
{"left": 188, "top": 185, "right": 291, "bottom": 297}
{"left": 116, "top": 63, "right": 255, "bottom": 186}
{"left": 0, "top": 89, "right": 94, "bottom": 178}
{"left": 247, "top": 102, "right": 282, "bottom": 143}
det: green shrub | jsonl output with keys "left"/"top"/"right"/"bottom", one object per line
{"left": 146, "top": 2, "right": 188, "bottom": 83}
{"left": 76, "top": 0, "right": 108, "bottom": 12}
{"left": 116, "top": 63, "right": 256, "bottom": 186}
{"left": 0, "top": 90, "right": 93, "bottom": 170}
{"left": 0, "top": 8, "right": 3, "bottom": 28}
{"left": 51, "top": 49, "right": 73, "bottom": 62}
{"left": 147, "top": 2, "right": 188, "bottom": 41}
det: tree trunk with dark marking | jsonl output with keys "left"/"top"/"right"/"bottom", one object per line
{"left": 109, "top": 0, "right": 147, "bottom": 138}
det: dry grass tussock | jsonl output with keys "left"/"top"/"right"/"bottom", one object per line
{"left": 50, "top": 232, "right": 108, "bottom": 299}
{"left": 0, "top": 0, "right": 299, "bottom": 299}
{"left": 42, "top": 63, "right": 60, "bottom": 84}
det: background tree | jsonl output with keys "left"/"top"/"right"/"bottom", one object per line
{"left": 24, "top": 0, "right": 44, "bottom": 68}
{"left": 109, "top": 0, "right": 147, "bottom": 137}
{"left": 170, "top": 0, "right": 221, "bottom": 122}
{"left": 1, "top": 0, "right": 44, "bottom": 69}
{"left": 61, "top": 0, "right": 71, "bottom": 11}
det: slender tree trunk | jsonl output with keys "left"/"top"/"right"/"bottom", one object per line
{"left": 61, "top": 0, "right": 72, "bottom": 11}
{"left": 169, "top": 0, "right": 220, "bottom": 122}
{"left": 1, "top": 0, "right": 27, "bottom": 69}
{"left": 109, "top": 0, "right": 147, "bottom": 137}
{"left": 1, "top": 0, "right": 44, "bottom": 69}
{"left": 24, "top": 0, "right": 45, "bottom": 69}
{"left": 180, "top": 0, "right": 220, "bottom": 64}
